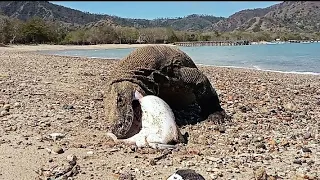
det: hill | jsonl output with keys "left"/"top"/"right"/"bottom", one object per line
{"left": 0, "top": 1, "right": 319, "bottom": 33}
{"left": 213, "top": 1, "right": 320, "bottom": 33}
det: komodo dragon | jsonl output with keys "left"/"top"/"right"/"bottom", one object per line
{"left": 104, "top": 45, "right": 226, "bottom": 139}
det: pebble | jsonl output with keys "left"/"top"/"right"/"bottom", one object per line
{"left": 218, "top": 125, "right": 226, "bottom": 133}
{"left": 293, "top": 159, "right": 302, "bottom": 165}
{"left": 63, "top": 104, "right": 74, "bottom": 110}
{"left": 256, "top": 143, "right": 267, "bottom": 150}
{"left": 13, "top": 102, "right": 21, "bottom": 108}
{"left": 51, "top": 146, "right": 64, "bottom": 154}
{"left": 49, "top": 133, "right": 65, "bottom": 141}
{"left": 304, "top": 132, "right": 311, "bottom": 139}
{"left": 254, "top": 167, "right": 268, "bottom": 179}
{"left": 3, "top": 104, "right": 10, "bottom": 111}
{"left": 67, "top": 154, "right": 77, "bottom": 162}
{"left": 87, "top": 151, "right": 94, "bottom": 155}
{"left": 302, "top": 147, "right": 312, "bottom": 153}
{"left": 0, "top": 110, "right": 9, "bottom": 117}
{"left": 67, "top": 154, "right": 77, "bottom": 165}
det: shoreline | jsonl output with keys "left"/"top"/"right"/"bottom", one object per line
{"left": 0, "top": 43, "right": 176, "bottom": 52}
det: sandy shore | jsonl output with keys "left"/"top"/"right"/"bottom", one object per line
{"left": 1, "top": 43, "right": 176, "bottom": 52}
{"left": 0, "top": 45, "right": 319, "bottom": 180}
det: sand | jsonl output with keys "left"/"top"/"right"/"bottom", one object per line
{"left": 1, "top": 43, "right": 175, "bottom": 52}
{"left": 0, "top": 44, "right": 319, "bottom": 180}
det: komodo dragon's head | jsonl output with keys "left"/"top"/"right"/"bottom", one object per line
{"left": 105, "top": 81, "right": 146, "bottom": 139}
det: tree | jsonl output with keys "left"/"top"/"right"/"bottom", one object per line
{"left": 21, "top": 17, "right": 51, "bottom": 44}
{"left": 165, "top": 27, "right": 178, "bottom": 43}
{"left": 0, "top": 18, "right": 13, "bottom": 44}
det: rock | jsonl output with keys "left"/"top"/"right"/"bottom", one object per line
{"left": 206, "top": 157, "right": 220, "bottom": 162}
{"left": 13, "top": 102, "right": 21, "bottom": 108}
{"left": 85, "top": 114, "right": 92, "bottom": 119}
{"left": 254, "top": 167, "right": 268, "bottom": 180}
{"left": 87, "top": 151, "right": 94, "bottom": 155}
{"left": 284, "top": 103, "right": 296, "bottom": 111}
{"left": 0, "top": 110, "right": 9, "bottom": 117}
{"left": 3, "top": 104, "right": 10, "bottom": 111}
{"left": 239, "top": 106, "right": 251, "bottom": 113}
{"left": 63, "top": 104, "right": 74, "bottom": 110}
{"left": 293, "top": 159, "right": 302, "bottom": 165}
{"left": 256, "top": 143, "right": 267, "bottom": 150}
{"left": 304, "top": 132, "right": 311, "bottom": 139}
{"left": 149, "top": 159, "right": 156, "bottom": 166}
{"left": 218, "top": 125, "right": 226, "bottom": 133}
{"left": 302, "top": 147, "right": 312, "bottom": 153}
{"left": 67, "top": 154, "right": 77, "bottom": 166}
{"left": 49, "top": 133, "right": 65, "bottom": 141}
{"left": 307, "top": 160, "right": 314, "bottom": 166}
{"left": 52, "top": 146, "right": 64, "bottom": 154}
{"left": 67, "top": 154, "right": 77, "bottom": 161}
{"left": 254, "top": 136, "right": 264, "bottom": 142}
{"left": 119, "top": 171, "right": 134, "bottom": 180}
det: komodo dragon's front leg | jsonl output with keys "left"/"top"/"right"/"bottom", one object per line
{"left": 147, "top": 66, "right": 226, "bottom": 125}
{"left": 174, "top": 67, "right": 226, "bottom": 123}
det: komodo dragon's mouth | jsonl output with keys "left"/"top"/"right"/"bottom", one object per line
{"left": 125, "top": 99, "right": 142, "bottom": 137}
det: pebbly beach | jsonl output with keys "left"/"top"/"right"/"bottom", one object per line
{"left": 0, "top": 44, "right": 319, "bottom": 179}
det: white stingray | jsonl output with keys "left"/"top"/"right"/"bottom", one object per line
{"left": 107, "top": 90, "right": 183, "bottom": 149}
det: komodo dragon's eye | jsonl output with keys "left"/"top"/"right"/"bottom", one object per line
{"left": 117, "top": 95, "right": 123, "bottom": 105}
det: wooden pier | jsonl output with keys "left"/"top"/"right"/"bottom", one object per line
{"left": 174, "top": 40, "right": 251, "bottom": 47}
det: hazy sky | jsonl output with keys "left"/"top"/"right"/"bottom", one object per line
{"left": 50, "top": 1, "right": 282, "bottom": 19}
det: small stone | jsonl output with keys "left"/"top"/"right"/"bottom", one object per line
{"left": 302, "top": 147, "right": 312, "bottom": 153}
{"left": 304, "top": 132, "right": 311, "bottom": 139}
{"left": 149, "top": 159, "right": 156, "bottom": 166}
{"left": 281, "top": 139, "right": 290, "bottom": 147}
{"left": 254, "top": 167, "right": 268, "bottom": 180}
{"left": 67, "top": 154, "right": 77, "bottom": 166}
{"left": 256, "top": 143, "right": 267, "bottom": 150}
{"left": 48, "top": 159, "right": 53, "bottom": 163}
{"left": 67, "top": 154, "right": 77, "bottom": 162}
{"left": 87, "top": 151, "right": 94, "bottom": 155}
{"left": 85, "top": 114, "right": 92, "bottom": 119}
{"left": 3, "top": 104, "right": 10, "bottom": 111}
{"left": 49, "top": 133, "right": 65, "bottom": 141}
{"left": 13, "top": 102, "right": 21, "bottom": 108}
{"left": 256, "top": 136, "right": 264, "bottom": 142}
{"left": 119, "top": 171, "right": 134, "bottom": 180}
{"left": 63, "top": 104, "right": 74, "bottom": 110}
{"left": 293, "top": 159, "right": 302, "bottom": 165}
{"left": 218, "top": 125, "right": 226, "bottom": 133}
{"left": 0, "top": 110, "right": 9, "bottom": 117}
{"left": 52, "top": 146, "right": 64, "bottom": 154}
{"left": 307, "top": 160, "right": 314, "bottom": 165}
{"left": 234, "top": 168, "right": 240, "bottom": 173}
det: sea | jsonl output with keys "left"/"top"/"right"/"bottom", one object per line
{"left": 41, "top": 42, "right": 320, "bottom": 75}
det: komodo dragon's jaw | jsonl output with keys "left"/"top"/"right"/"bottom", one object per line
{"left": 105, "top": 81, "right": 144, "bottom": 139}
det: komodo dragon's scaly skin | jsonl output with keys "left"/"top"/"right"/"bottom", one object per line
{"left": 104, "top": 45, "right": 226, "bottom": 139}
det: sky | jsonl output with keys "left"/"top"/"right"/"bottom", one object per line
{"left": 50, "top": 1, "right": 282, "bottom": 19}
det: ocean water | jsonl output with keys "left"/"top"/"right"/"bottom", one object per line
{"left": 41, "top": 43, "right": 320, "bottom": 75}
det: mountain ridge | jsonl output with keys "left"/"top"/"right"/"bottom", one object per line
{"left": 1, "top": 1, "right": 319, "bottom": 33}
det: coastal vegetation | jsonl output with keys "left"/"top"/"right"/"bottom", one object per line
{"left": 1, "top": 16, "right": 319, "bottom": 45}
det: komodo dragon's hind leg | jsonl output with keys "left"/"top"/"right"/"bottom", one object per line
{"left": 175, "top": 67, "right": 227, "bottom": 124}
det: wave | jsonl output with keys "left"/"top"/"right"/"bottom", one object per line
{"left": 197, "top": 63, "right": 320, "bottom": 76}
{"left": 41, "top": 51, "right": 320, "bottom": 76}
